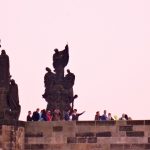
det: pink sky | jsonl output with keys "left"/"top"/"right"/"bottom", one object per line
{"left": 0, "top": 0, "right": 150, "bottom": 120}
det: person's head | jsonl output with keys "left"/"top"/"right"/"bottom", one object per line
{"left": 96, "top": 111, "right": 100, "bottom": 115}
{"left": 36, "top": 108, "right": 40, "bottom": 112}
{"left": 104, "top": 110, "right": 107, "bottom": 115}
{"left": 28, "top": 111, "right": 31, "bottom": 115}
{"left": 108, "top": 113, "right": 111, "bottom": 117}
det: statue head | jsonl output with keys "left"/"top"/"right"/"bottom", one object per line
{"left": 54, "top": 49, "right": 59, "bottom": 53}
{"left": 1, "top": 50, "right": 6, "bottom": 55}
{"left": 46, "top": 67, "right": 51, "bottom": 72}
{"left": 10, "top": 79, "right": 15, "bottom": 85}
{"left": 67, "top": 69, "right": 70, "bottom": 74}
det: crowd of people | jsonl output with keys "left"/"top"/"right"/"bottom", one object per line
{"left": 26, "top": 108, "right": 85, "bottom": 122}
{"left": 94, "top": 110, "right": 132, "bottom": 121}
{"left": 27, "top": 108, "right": 132, "bottom": 122}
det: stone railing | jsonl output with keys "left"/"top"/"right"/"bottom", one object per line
{"left": 1, "top": 120, "right": 150, "bottom": 149}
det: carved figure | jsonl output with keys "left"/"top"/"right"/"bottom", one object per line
{"left": 43, "top": 67, "right": 55, "bottom": 98}
{"left": 0, "top": 50, "right": 10, "bottom": 88}
{"left": 43, "top": 45, "right": 78, "bottom": 117}
{"left": 64, "top": 69, "right": 75, "bottom": 89}
{"left": 7, "top": 79, "right": 21, "bottom": 120}
{"left": 53, "top": 44, "right": 69, "bottom": 69}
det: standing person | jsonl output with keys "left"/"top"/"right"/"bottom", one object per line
{"left": 46, "top": 110, "right": 52, "bottom": 121}
{"left": 64, "top": 109, "right": 71, "bottom": 121}
{"left": 26, "top": 111, "right": 32, "bottom": 121}
{"left": 72, "top": 109, "right": 85, "bottom": 121}
{"left": 107, "top": 113, "right": 114, "bottom": 121}
{"left": 53, "top": 109, "right": 61, "bottom": 121}
{"left": 101, "top": 110, "right": 107, "bottom": 121}
{"left": 95, "top": 111, "right": 101, "bottom": 121}
{"left": 32, "top": 108, "right": 40, "bottom": 121}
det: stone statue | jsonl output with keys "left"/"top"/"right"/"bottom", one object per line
{"left": 7, "top": 79, "right": 21, "bottom": 120}
{"left": 43, "top": 45, "right": 77, "bottom": 119}
{"left": 0, "top": 45, "right": 21, "bottom": 121}
{"left": 0, "top": 50, "right": 10, "bottom": 89}
{"left": 43, "top": 67, "right": 55, "bottom": 98}
{"left": 53, "top": 44, "right": 69, "bottom": 69}
{"left": 64, "top": 69, "right": 75, "bottom": 89}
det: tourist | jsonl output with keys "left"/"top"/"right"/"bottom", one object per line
{"left": 41, "top": 109, "right": 47, "bottom": 121}
{"left": 72, "top": 109, "right": 85, "bottom": 121}
{"left": 26, "top": 111, "right": 32, "bottom": 121}
{"left": 94, "top": 111, "right": 101, "bottom": 121}
{"left": 53, "top": 109, "right": 61, "bottom": 121}
{"left": 107, "top": 113, "right": 114, "bottom": 121}
{"left": 46, "top": 110, "right": 52, "bottom": 121}
{"left": 64, "top": 109, "right": 71, "bottom": 121}
{"left": 32, "top": 108, "right": 40, "bottom": 121}
{"left": 101, "top": 110, "right": 108, "bottom": 121}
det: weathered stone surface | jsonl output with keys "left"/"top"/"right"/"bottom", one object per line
{"left": 127, "top": 120, "right": 144, "bottom": 125}
{"left": 96, "top": 121, "right": 116, "bottom": 126}
{"left": 87, "top": 137, "right": 97, "bottom": 143}
{"left": 126, "top": 131, "right": 144, "bottom": 137}
{"left": 25, "top": 132, "right": 43, "bottom": 137}
{"left": 67, "top": 137, "right": 77, "bottom": 143}
{"left": 76, "top": 132, "right": 95, "bottom": 137}
{"left": 119, "top": 125, "right": 133, "bottom": 131}
{"left": 53, "top": 126, "right": 63, "bottom": 132}
{"left": 110, "top": 144, "right": 124, "bottom": 150}
{"left": 96, "top": 132, "right": 111, "bottom": 137}
{"left": 76, "top": 121, "right": 95, "bottom": 126}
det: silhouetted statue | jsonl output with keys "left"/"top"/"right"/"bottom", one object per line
{"left": 43, "top": 45, "right": 78, "bottom": 118}
{"left": 0, "top": 50, "right": 10, "bottom": 89}
{"left": 64, "top": 69, "right": 75, "bottom": 89}
{"left": 53, "top": 44, "right": 69, "bottom": 69}
{"left": 43, "top": 67, "right": 55, "bottom": 98}
{"left": 7, "top": 79, "right": 21, "bottom": 120}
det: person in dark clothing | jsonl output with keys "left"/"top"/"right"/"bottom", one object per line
{"left": 72, "top": 109, "right": 85, "bottom": 121}
{"left": 32, "top": 108, "right": 40, "bottom": 121}
{"left": 27, "top": 111, "right": 32, "bottom": 121}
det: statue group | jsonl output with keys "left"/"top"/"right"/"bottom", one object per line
{"left": 0, "top": 49, "right": 21, "bottom": 120}
{"left": 43, "top": 45, "right": 78, "bottom": 119}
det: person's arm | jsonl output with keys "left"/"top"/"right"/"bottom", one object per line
{"left": 77, "top": 111, "right": 85, "bottom": 116}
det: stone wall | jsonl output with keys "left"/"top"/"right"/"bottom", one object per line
{"left": 1, "top": 120, "right": 150, "bottom": 150}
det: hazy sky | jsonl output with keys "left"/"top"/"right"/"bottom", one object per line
{"left": 0, "top": 0, "right": 150, "bottom": 121}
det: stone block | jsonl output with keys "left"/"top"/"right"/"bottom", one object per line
{"left": 96, "top": 121, "right": 116, "bottom": 126}
{"left": 127, "top": 120, "right": 144, "bottom": 125}
{"left": 119, "top": 125, "right": 133, "bottom": 131}
{"left": 76, "top": 132, "right": 95, "bottom": 137}
{"left": 124, "top": 144, "right": 145, "bottom": 149}
{"left": 25, "top": 132, "right": 43, "bottom": 137}
{"left": 126, "top": 131, "right": 144, "bottom": 137}
{"left": 110, "top": 144, "right": 124, "bottom": 150}
{"left": 87, "top": 137, "right": 97, "bottom": 143}
{"left": 145, "top": 120, "right": 150, "bottom": 125}
{"left": 53, "top": 126, "right": 63, "bottom": 132}
{"left": 96, "top": 132, "right": 111, "bottom": 137}
{"left": 67, "top": 137, "right": 77, "bottom": 143}
{"left": 77, "top": 137, "right": 86, "bottom": 143}
{"left": 145, "top": 144, "right": 150, "bottom": 149}
{"left": 76, "top": 121, "right": 95, "bottom": 126}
